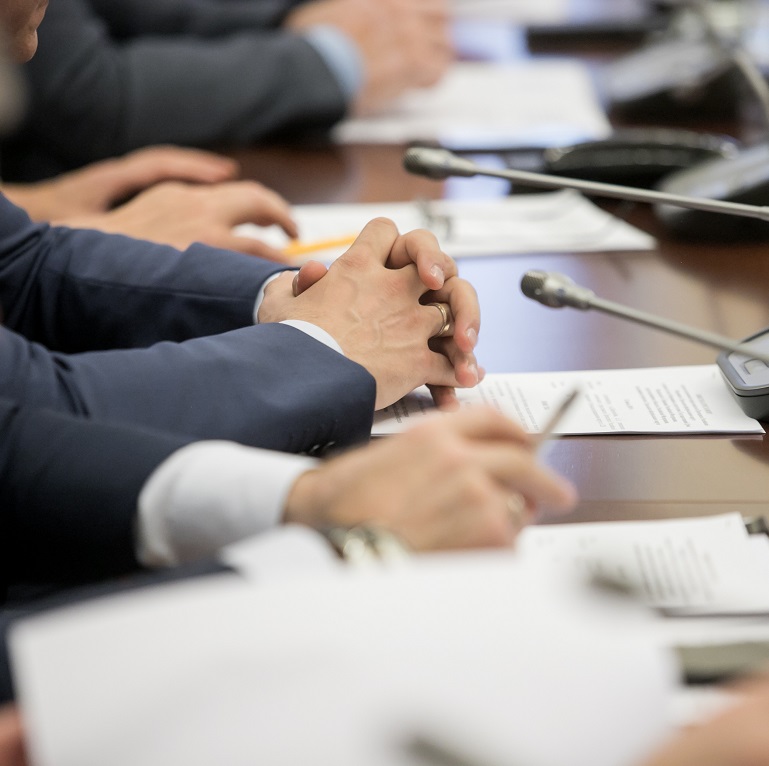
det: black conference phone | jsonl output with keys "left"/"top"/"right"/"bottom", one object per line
{"left": 500, "top": 127, "right": 740, "bottom": 187}
{"left": 499, "top": 130, "right": 769, "bottom": 241}
{"left": 718, "top": 327, "right": 769, "bottom": 420}
{"left": 654, "top": 143, "right": 769, "bottom": 240}
{"left": 539, "top": 127, "right": 740, "bottom": 186}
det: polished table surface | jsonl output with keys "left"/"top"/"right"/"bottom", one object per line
{"left": 225, "top": 18, "right": 769, "bottom": 526}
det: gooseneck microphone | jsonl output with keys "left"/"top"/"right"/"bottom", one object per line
{"left": 403, "top": 146, "right": 769, "bottom": 223}
{"left": 520, "top": 270, "right": 769, "bottom": 364}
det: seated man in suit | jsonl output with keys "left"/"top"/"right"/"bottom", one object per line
{"left": 0, "top": 0, "right": 473, "bottom": 441}
{"left": 0, "top": 0, "right": 476, "bottom": 446}
{"left": 0, "top": 204, "right": 480, "bottom": 445}
{"left": 3, "top": 0, "right": 453, "bottom": 180}
{"left": 1, "top": 399, "right": 576, "bottom": 597}
{"left": 0, "top": 0, "right": 516, "bottom": 596}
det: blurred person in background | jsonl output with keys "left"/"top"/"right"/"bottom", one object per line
{"left": 2, "top": 0, "right": 453, "bottom": 181}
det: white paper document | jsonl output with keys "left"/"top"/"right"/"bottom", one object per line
{"left": 451, "top": 0, "right": 648, "bottom": 25}
{"left": 237, "top": 190, "right": 655, "bottom": 261}
{"left": 373, "top": 365, "right": 764, "bottom": 436}
{"left": 518, "top": 514, "right": 769, "bottom": 614}
{"left": 11, "top": 548, "right": 674, "bottom": 766}
{"left": 332, "top": 61, "right": 611, "bottom": 148}
{"left": 452, "top": 0, "right": 569, "bottom": 22}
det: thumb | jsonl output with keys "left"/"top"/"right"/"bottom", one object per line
{"left": 293, "top": 260, "right": 329, "bottom": 296}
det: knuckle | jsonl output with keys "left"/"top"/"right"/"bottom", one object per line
{"left": 241, "top": 180, "right": 267, "bottom": 195}
{"left": 337, "top": 246, "right": 372, "bottom": 271}
{"left": 390, "top": 272, "right": 420, "bottom": 301}
{"left": 368, "top": 216, "right": 399, "bottom": 235}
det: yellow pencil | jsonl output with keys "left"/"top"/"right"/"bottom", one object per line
{"left": 282, "top": 233, "right": 359, "bottom": 257}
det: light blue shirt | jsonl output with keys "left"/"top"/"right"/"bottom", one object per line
{"left": 301, "top": 24, "right": 364, "bottom": 102}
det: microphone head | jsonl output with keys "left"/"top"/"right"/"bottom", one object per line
{"left": 520, "top": 271, "right": 594, "bottom": 310}
{"left": 403, "top": 147, "right": 478, "bottom": 180}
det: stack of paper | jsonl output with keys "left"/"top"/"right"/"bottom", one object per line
{"left": 238, "top": 190, "right": 655, "bottom": 261}
{"left": 332, "top": 61, "right": 611, "bottom": 148}
{"left": 518, "top": 513, "right": 769, "bottom": 615}
{"left": 11, "top": 546, "right": 674, "bottom": 766}
{"left": 451, "top": 0, "right": 570, "bottom": 22}
{"left": 373, "top": 365, "right": 764, "bottom": 436}
{"left": 451, "top": 0, "right": 650, "bottom": 25}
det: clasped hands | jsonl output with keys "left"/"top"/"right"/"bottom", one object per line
{"left": 258, "top": 217, "right": 480, "bottom": 410}
{"left": 259, "top": 218, "right": 578, "bottom": 549}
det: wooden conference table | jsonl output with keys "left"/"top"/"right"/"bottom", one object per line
{"left": 225, "top": 17, "right": 769, "bottom": 527}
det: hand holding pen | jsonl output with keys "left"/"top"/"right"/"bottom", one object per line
{"left": 506, "top": 387, "right": 580, "bottom": 530}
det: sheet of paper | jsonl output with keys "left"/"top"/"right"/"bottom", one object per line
{"left": 332, "top": 61, "right": 611, "bottom": 148}
{"left": 219, "top": 525, "right": 342, "bottom": 583}
{"left": 373, "top": 365, "right": 764, "bottom": 436}
{"left": 518, "top": 513, "right": 769, "bottom": 613}
{"left": 11, "top": 547, "right": 674, "bottom": 766}
{"left": 451, "top": 0, "right": 570, "bottom": 22}
{"left": 236, "top": 190, "right": 655, "bottom": 261}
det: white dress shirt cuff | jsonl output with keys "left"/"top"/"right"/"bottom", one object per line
{"left": 253, "top": 272, "right": 287, "bottom": 323}
{"left": 254, "top": 276, "right": 344, "bottom": 355}
{"left": 136, "top": 441, "right": 318, "bottom": 568}
{"left": 279, "top": 319, "right": 344, "bottom": 355}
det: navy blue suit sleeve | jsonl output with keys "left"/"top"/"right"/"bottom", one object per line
{"left": 0, "top": 194, "right": 286, "bottom": 351}
{"left": 0, "top": 194, "right": 377, "bottom": 450}
{"left": 3, "top": 0, "right": 346, "bottom": 179}
{"left": 0, "top": 398, "right": 194, "bottom": 588}
{"left": 0, "top": 323, "right": 377, "bottom": 449}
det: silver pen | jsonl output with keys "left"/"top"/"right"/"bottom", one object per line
{"left": 530, "top": 386, "right": 580, "bottom": 454}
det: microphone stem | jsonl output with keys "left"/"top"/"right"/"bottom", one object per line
{"left": 588, "top": 295, "right": 769, "bottom": 364}
{"left": 468, "top": 166, "right": 769, "bottom": 222}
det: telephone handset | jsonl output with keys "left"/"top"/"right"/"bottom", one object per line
{"left": 654, "top": 143, "right": 769, "bottom": 240}
{"left": 718, "top": 326, "right": 769, "bottom": 420}
{"left": 499, "top": 130, "right": 769, "bottom": 242}
{"left": 539, "top": 128, "right": 740, "bottom": 186}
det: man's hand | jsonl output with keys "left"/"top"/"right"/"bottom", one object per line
{"left": 56, "top": 180, "right": 298, "bottom": 260}
{"left": 3, "top": 146, "right": 239, "bottom": 220}
{"left": 283, "top": 407, "right": 577, "bottom": 550}
{"left": 289, "top": 226, "right": 482, "bottom": 409}
{"left": 0, "top": 705, "right": 25, "bottom": 766}
{"left": 285, "top": 0, "right": 453, "bottom": 114}
{"left": 259, "top": 218, "right": 481, "bottom": 409}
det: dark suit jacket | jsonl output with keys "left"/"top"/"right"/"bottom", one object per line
{"left": 0, "top": 188, "right": 376, "bottom": 599}
{"left": 0, "top": 398, "right": 195, "bottom": 587}
{"left": 0, "top": 193, "right": 377, "bottom": 450}
{"left": 3, "top": 0, "right": 348, "bottom": 179}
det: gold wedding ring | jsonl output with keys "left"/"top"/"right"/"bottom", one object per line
{"left": 426, "top": 301, "right": 452, "bottom": 339}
